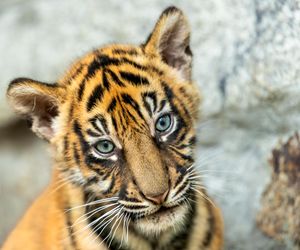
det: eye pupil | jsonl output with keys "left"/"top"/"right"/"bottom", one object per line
{"left": 155, "top": 114, "right": 172, "bottom": 132}
{"left": 95, "top": 140, "right": 115, "bottom": 154}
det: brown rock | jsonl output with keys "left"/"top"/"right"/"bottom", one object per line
{"left": 257, "top": 133, "right": 300, "bottom": 248}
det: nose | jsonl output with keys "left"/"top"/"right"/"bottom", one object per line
{"left": 145, "top": 190, "right": 169, "bottom": 205}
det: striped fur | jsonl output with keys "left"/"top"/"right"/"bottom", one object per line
{"left": 3, "top": 6, "right": 223, "bottom": 250}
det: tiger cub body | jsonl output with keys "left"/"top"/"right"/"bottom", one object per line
{"left": 3, "top": 7, "right": 223, "bottom": 250}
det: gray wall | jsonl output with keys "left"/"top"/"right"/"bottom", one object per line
{"left": 1, "top": 0, "right": 298, "bottom": 249}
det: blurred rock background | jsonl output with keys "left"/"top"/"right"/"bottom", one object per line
{"left": 0, "top": 0, "right": 299, "bottom": 249}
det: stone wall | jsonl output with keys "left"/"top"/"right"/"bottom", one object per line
{"left": 1, "top": 0, "right": 299, "bottom": 249}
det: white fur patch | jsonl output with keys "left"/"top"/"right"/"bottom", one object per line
{"left": 133, "top": 203, "right": 188, "bottom": 236}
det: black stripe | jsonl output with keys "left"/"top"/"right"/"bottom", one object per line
{"left": 102, "top": 71, "right": 110, "bottom": 90}
{"left": 120, "top": 71, "right": 149, "bottom": 86}
{"left": 121, "top": 93, "right": 146, "bottom": 124}
{"left": 123, "top": 205, "right": 149, "bottom": 210}
{"left": 67, "top": 64, "right": 84, "bottom": 84}
{"left": 115, "top": 95, "right": 130, "bottom": 132}
{"left": 64, "top": 136, "right": 69, "bottom": 151}
{"left": 85, "top": 154, "right": 113, "bottom": 168}
{"left": 169, "top": 146, "right": 193, "bottom": 162}
{"left": 87, "top": 84, "right": 104, "bottom": 111}
{"left": 106, "top": 69, "right": 126, "bottom": 87}
{"left": 119, "top": 184, "right": 128, "bottom": 199}
{"left": 86, "top": 53, "right": 162, "bottom": 81}
{"left": 175, "top": 136, "right": 197, "bottom": 149}
{"left": 158, "top": 99, "right": 167, "bottom": 112}
{"left": 162, "top": 82, "right": 174, "bottom": 100}
{"left": 174, "top": 168, "right": 186, "bottom": 187}
{"left": 86, "top": 55, "right": 119, "bottom": 78}
{"left": 202, "top": 201, "right": 215, "bottom": 247}
{"left": 107, "top": 97, "right": 117, "bottom": 113}
{"left": 73, "top": 120, "right": 89, "bottom": 153}
{"left": 173, "top": 179, "right": 188, "bottom": 198}
{"left": 121, "top": 197, "right": 141, "bottom": 203}
{"left": 86, "top": 129, "right": 101, "bottom": 137}
{"left": 89, "top": 115, "right": 109, "bottom": 134}
{"left": 142, "top": 91, "right": 157, "bottom": 116}
{"left": 65, "top": 207, "right": 79, "bottom": 250}
{"left": 73, "top": 143, "right": 81, "bottom": 165}
{"left": 111, "top": 116, "right": 118, "bottom": 132}
{"left": 68, "top": 104, "right": 74, "bottom": 122}
{"left": 9, "top": 78, "right": 58, "bottom": 89}
{"left": 121, "top": 57, "right": 163, "bottom": 75}
{"left": 124, "top": 109, "right": 142, "bottom": 130}
{"left": 112, "top": 48, "right": 139, "bottom": 55}
{"left": 77, "top": 81, "right": 85, "bottom": 101}
{"left": 117, "top": 109, "right": 127, "bottom": 132}
{"left": 63, "top": 135, "right": 71, "bottom": 163}
{"left": 174, "top": 129, "right": 189, "bottom": 145}
{"left": 84, "top": 176, "right": 99, "bottom": 187}
{"left": 189, "top": 136, "right": 197, "bottom": 145}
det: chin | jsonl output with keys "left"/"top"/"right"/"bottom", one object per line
{"left": 133, "top": 203, "right": 189, "bottom": 236}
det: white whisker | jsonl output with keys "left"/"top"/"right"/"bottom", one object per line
{"left": 190, "top": 187, "right": 216, "bottom": 208}
{"left": 95, "top": 207, "right": 123, "bottom": 246}
{"left": 72, "top": 203, "right": 117, "bottom": 227}
{"left": 108, "top": 212, "right": 124, "bottom": 248}
{"left": 72, "top": 205, "right": 122, "bottom": 239}
{"left": 65, "top": 197, "right": 118, "bottom": 212}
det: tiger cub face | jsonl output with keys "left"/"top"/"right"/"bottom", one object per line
{"left": 7, "top": 7, "right": 200, "bottom": 235}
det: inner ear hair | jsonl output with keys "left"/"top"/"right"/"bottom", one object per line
{"left": 143, "top": 6, "right": 192, "bottom": 80}
{"left": 7, "top": 78, "right": 63, "bottom": 141}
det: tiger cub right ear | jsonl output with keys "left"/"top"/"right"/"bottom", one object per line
{"left": 143, "top": 6, "right": 192, "bottom": 81}
{"left": 7, "top": 78, "right": 65, "bottom": 141}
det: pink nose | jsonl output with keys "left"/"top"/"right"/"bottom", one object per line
{"left": 145, "top": 190, "right": 169, "bottom": 205}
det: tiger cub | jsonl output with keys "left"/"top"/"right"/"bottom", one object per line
{"left": 3, "top": 6, "right": 223, "bottom": 250}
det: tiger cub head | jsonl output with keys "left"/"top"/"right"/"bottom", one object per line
{"left": 7, "top": 7, "right": 201, "bottom": 235}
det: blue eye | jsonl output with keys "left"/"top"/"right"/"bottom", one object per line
{"left": 155, "top": 114, "right": 172, "bottom": 132}
{"left": 95, "top": 140, "right": 115, "bottom": 154}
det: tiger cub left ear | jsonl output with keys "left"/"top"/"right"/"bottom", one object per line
{"left": 143, "top": 6, "right": 192, "bottom": 80}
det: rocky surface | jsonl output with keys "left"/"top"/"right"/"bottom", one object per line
{"left": 256, "top": 133, "right": 300, "bottom": 247}
{"left": 1, "top": 0, "right": 299, "bottom": 249}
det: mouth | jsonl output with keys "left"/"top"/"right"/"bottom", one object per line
{"left": 132, "top": 202, "right": 189, "bottom": 235}
{"left": 147, "top": 204, "right": 179, "bottom": 218}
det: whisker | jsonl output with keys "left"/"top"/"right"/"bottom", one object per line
{"left": 84, "top": 205, "right": 123, "bottom": 246}
{"left": 186, "top": 164, "right": 195, "bottom": 171}
{"left": 190, "top": 186, "right": 216, "bottom": 208}
{"left": 65, "top": 197, "right": 118, "bottom": 212}
{"left": 183, "top": 197, "right": 192, "bottom": 210}
{"left": 125, "top": 213, "right": 130, "bottom": 242}
{"left": 72, "top": 203, "right": 117, "bottom": 227}
{"left": 188, "top": 175, "right": 210, "bottom": 180}
{"left": 108, "top": 212, "right": 124, "bottom": 248}
{"left": 119, "top": 213, "right": 127, "bottom": 249}
{"left": 95, "top": 207, "right": 123, "bottom": 246}
{"left": 197, "top": 149, "right": 223, "bottom": 162}
{"left": 72, "top": 205, "right": 122, "bottom": 239}
{"left": 48, "top": 175, "right": 82, "bottom": 195}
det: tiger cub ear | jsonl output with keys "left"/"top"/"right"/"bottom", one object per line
{"left": 143, "top": 6, "right": 192, "bottom": 80}
{"left": 7, "top": 78, "right": 65, "bottom": 141}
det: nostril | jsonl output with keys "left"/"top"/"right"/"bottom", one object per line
{"left": 145, "top": 190, "right": 169, "bottom": 205}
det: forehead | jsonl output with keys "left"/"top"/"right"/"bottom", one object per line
{"left": 64, "top": 45, "right": 173, "bottom": 133}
